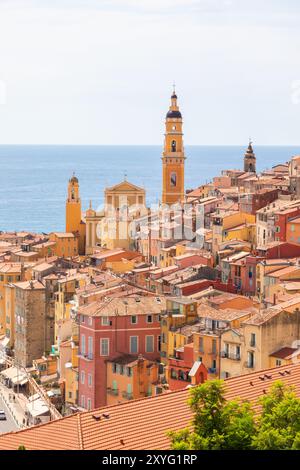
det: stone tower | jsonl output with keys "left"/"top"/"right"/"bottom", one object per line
{"left": 244, "top": 141, "right": 256, "bottom": 173}
{"left": 162, "top": 89, "right": 186, "bottom": 205}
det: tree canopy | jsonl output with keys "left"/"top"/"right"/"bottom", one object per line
{"left": 169, "top": 379, "right": 300, "bottom": 450}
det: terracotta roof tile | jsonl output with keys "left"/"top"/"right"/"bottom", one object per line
{"left": 1, "top": 363, "right": 300, "bottom": 450}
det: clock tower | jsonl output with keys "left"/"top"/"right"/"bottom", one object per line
{"left": 162, "top": 89, "right": 186, "bottom": 205}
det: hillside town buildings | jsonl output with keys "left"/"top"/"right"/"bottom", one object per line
{"left": 1, "top": 90, "right": 300, "bottom": 447}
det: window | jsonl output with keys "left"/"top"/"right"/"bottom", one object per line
{"left": 102, "top": 316, "right": 110, "bottom": 326}
{"left": 100, "top": 338, "right": 109, "bottom": 356}
{"left": 171, "top": 140, "right": 176, "bottom": 152}
{"left": 212, "top": 339, "right": 217, "bottom": 354}
{"left": 276, "top": 359, "right": 282, "bottom": 367}
{"left": 236, "top": 345, "right": 241, "bottom": 359}
{"left": 199, "top": 337, "right": 204, "bottom": 353}
{"left": 170, "top": 172, "right": 177, "bottom": 187}
{"left": 112, "top": 363, "right": 117, "bottom": 373}
{"left": 88, "top": 374, "right": 92, "bottom": 387}
{"left": 157, "top": 335, "right": 161, "bottom": 352}
{"left": 81, "top": 395, "right": 85, "bottom": 408}
{"left": 146, "top": 315, "right": 153, "bottom": 324}
{"left": 81, "top": 371, "right": 85, "bottom": 384}
{"left": 247, "top": 351, "right": 255, "bottom": 368}
{"left": 146, "top": 335, "right": 154, "bottom": 353}
{"left": 88, "top": 336, "right": 93, "bottom": 359}
{"left": 88, "top": 317, "right": 93, "bottom": 326}
{"left": 131, "top": 315, "right": 137, "bottom": 324}
{"left": 250, "top": 333, "right": 256, "bottom": 347}
{"left": 130, "top": 336, "right": 138, "bottom": 354}
{"left": 81, "top": 334, "right": 86, "bottom": 355}
{"left": 87, "top": 399, "right": 92, "bottom": 411}
{"left": 126, "top": 367, "right": 132, "bottom": 377}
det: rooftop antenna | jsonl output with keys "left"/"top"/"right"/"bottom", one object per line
{"left": 124, "top": 170, "right": 127, "bottom": 181}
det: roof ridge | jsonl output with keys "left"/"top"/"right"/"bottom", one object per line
{"left": 77, "top": 412, "right": 84, "bottom": 450}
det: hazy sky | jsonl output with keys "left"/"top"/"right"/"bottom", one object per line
{"left": 0, "top": 0, "right": 300, "bottom": 145}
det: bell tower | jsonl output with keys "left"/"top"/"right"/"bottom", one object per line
{"left": 244, "top": 140, "right": 256, "bottom": 173}
{"left": 162, "top": 88, "right": 186, "bottom": 205}
{"left": 66, "top": 173, "right": 85, "bottom": 255}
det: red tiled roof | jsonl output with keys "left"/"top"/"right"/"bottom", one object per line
{"left": 1, "top": 363, "right": 300, "bottom": 450}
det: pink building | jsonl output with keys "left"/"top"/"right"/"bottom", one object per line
{"left": 77, "top": 294, "right": 165, "bottom": 410}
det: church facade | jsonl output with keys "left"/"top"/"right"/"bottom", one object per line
{"left": 65, "top": 89, "right": 186, "bottom": 256}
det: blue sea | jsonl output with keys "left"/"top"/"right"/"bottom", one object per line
{"left": 0, "top": 145, "right": 299, "bottom": 233}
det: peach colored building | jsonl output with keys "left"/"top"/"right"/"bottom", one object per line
{"left": 106, "top": 355, "right": 159, "bottom": 406}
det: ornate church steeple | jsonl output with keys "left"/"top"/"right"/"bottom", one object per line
{"left": 162, "top": 88, "right": 186, "bottom": 205}
{"left": 244, "top": 140, "right": 256, "bottom": 173}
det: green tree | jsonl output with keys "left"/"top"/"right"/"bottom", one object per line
{"left": 168, "top": 380, "right": 256, "bottom": 450}
{"left": 253, "top": 381, "right": 300, "bottom": 450}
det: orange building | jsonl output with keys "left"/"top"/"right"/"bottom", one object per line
{"left": 106, "top": 355, "right": 159, "bottom": 406}
{"left": 65, "top": 175, "right": 86, "bottom": 255}
{"left": 162, "top": 89, "right": 186, "bottom": 205}
{"left": 49, "top": 232, "right": 78, "bottom": 258}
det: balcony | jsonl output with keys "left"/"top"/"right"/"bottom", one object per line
{"left": 221, "top": 351, "right": 241, "bottom": 361}
{"left": 122, "top": 391, "right": 133, "bottom": 400}
{"left": 78, "top": 352, "right": 93, "bottom": 361}
{"left": 107, "top": 388, "right": 119, "bottom": 396}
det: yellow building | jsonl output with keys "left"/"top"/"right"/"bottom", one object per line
{"left": 160, "top": 298, "right": 198, "bottom": 365}
{"left": 224, "top": 223, "right": 256, "bottom": 246}
{"left": 256, "top": 259, "right": 292, "bottom": 302}
{"left": 86, "top": 180, "right": 146, "bottom": 254}
{"left": 65, "top": 175, "right": 86, "bottom": 255}
{"left": 4, "top": 284, "right": 16, "bottom": 349}
{"left": 61, "top": 340, "right": 79, "bottom": 407}
{"left": 162, "top": 89, "right": 186, "bottom": 205}
{"left": 212, "top": 211, "right": 255, "bottom": 258}
{"left": 0, "top": 263, "right": 23, "bottom": 337}
{"left": 49, "top": 232, "right": 79, "bottom": 258}
{"left": 54, "top": 274, "right": 86, "bottom": 344}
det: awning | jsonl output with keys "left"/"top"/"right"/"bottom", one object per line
{"left": 0, "top": 337, "right": 10, "bottom": 349}
{"left": 26, "top": 399, "right": 49, "bottom": 418}
{"left": 11, "top": 374, "right": 28, "bottom": 386}
{"left": 0, "top": 366, "right": 18, "bottom": 380}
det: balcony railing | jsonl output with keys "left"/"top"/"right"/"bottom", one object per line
{"left": 122, "top": 391, "right": 133, "bottom": 400}
{"left": 221, "top": 351, "right": 240, "bottom": 361}
{"left": 78, "top": 352, "right": 93, "bottom": 361}
{"left": 107, "top": 388, "right": 119, "bottom": 396}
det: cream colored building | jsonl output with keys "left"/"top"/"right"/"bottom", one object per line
{"left": 220, "top": 297, "right": 300, "bottom": 379}
{"left": 85, "top": 180, "right": 146, "bottom": 254}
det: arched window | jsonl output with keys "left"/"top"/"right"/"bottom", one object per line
{"left": 170, "top": 172, "right": 177, "bottom": 187}
{"left": 171, "top": 140, "right": 176, "bottom": 152}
